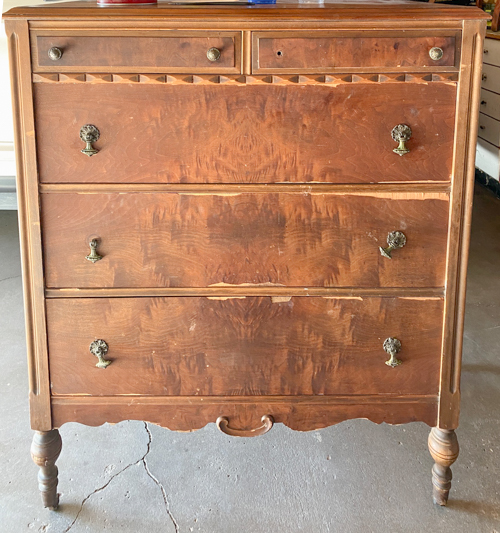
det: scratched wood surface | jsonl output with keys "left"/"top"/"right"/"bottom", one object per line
{"left": 41, "top": 192, "right": 449, "bottom": 288}
{"left": 34, "top": 82, "right": 456, "bottom": 184}
{"left": 46, "top": 296, "right": 444, "bottom": 396}
{"left": 255, "top": 35, "right": 456, "bottom": 72}
{"left": 33, "top": 34, "right": 240, "bottom": 73}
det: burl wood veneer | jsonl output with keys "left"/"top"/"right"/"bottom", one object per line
{"left": 4, "top": 0, "right": 488, "bottom": 513}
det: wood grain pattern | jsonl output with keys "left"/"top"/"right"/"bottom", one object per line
{"left": 41, "top": 192, "right": 449, "bottom": 289}
{"left": 255, "top": 33, "right": 457, "bottom": 74}
{"left": 34, "top": 82, "right": 456, "bottom": 184}
{"left": 46, "top": 296, "right": 444, "bottom": 397}
{"left": 51, "top": 395, "right": 439, "bottom": 431}
{"left": 32, "top": 33, "right": 241, "bottom": 73}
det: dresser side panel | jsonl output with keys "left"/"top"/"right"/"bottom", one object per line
{"left": 5, "top": 19, "right": 52, "bottom": 431}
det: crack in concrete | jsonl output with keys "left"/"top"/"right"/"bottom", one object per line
{"left": 63, "top": 427, "right": 151, "bottom": 533}
{"left": 0, "top": 274, "right": 21, "bottom": 284}
{"left": 142, "top": 422, "right": 180, "bottom": 533}
{"left": 63, "top": 423, "right": 179, "bottom": 533}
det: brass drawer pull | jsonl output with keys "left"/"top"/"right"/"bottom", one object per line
{"left": 85, "top": 239, "right": 102, "bottom": 263}
{"left": 391, "top": 124, "right": 412, "bottom": 156}
{"left": 383, "top": 337, "right": 402, "bottom": 368}
{"left": 379, "top": 231, "right": 406, "bottom": 259}
{"left": 429, "top": 47, "right": 444, "bottom": 61}
{"left": 80, "top": 124, "right": 100, "bottom": 157}
{"left": 89, "top": 339, "right": 112, "bottom": 369}
{"left": 48, "top": 47, "right": 63, "bottom": 61}
{"left": 216, "top": 415, "right": 274, "bottom": 437}
{"left": 207, "top": 47, "right": 221, "bottom": 62}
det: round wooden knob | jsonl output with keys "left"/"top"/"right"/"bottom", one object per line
{"left": 207, "top": 47, "right": 221, "bottom": 62}
{"left": 48, "top": 47, "right": 63, "bottom": 61}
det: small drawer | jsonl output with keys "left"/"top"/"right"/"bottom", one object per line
{"left": 46, "top": 296, "right": 444, "bottom": 396}
{"left": 478, "top": 113, "right": 500, "bottom": 147}
{"left": 483, "top": 37, "right": 500, "bottom": 68}
{"left": 41, "top": 192, "right": 449, "bottom": 290}
{"left": 481, "top": 64, "right": 500, "bottom": 95}
{"left": 479, "top": 88, "right": 500, "bottom": 121}
{"left": 253, "top": 31, "right": 459, "bottom": 74}
{"left": 31, "top": 31, "right": 241, "bottom": 73}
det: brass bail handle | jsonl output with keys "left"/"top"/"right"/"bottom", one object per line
{"left": 379, "top": 231, "right": 406, "bottom": 259}
{"left": 80, "top": 124, "right": 100, "bottom": 157}
{"left": 86, "top": 239, "right": 103, "bottom": 263}
{"left": 216, "top": 415, "right": 274, "bottom": 437}
{"left": 391, "top": 124, "right": 412, "bottom": 156}
{"left": 89, "top": 339, "right": 112, "bottom": 369}
{"left": 383, "top": 337, "right": 402, "bottom": 368}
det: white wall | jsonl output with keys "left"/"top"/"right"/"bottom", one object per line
{"left": 1, "top": 0, "right": 46, "bottom": 208}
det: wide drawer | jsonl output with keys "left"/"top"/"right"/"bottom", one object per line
{"left": 253, "top": 31, "right": 458, "bottom": 74}
{"left": 34, "top": 82, "right": 456, "bottom": 184}
{"left": 46, "top": 297, "right": 444, "bottom": 396}
{"left": 31, "top": 31, "right": 241, "bottom": 73}
{"left": 41, "top": 192, "right": 449, "bottom": 289}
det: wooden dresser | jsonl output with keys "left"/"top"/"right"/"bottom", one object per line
{"left": 4, "top": 0, "right": 488, "bottom": 510}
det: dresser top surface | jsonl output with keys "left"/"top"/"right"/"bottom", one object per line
{"left": 3, "top": 0, "right": 490, "bottom": 22}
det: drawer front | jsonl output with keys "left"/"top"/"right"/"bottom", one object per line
{"left": 46, "top": 297, "right": 444, "bottom": 396}
{"left": 253, "top": 32, "right": 458, "bottom": 74}
{"left": 32, "top": 32, "right": 241, "bottom": 73}
{"left": 478, "top": 113, "right": 500, "bottom": 147}
{"left": 41, "top": 192, "right": 449, "bottom": 289}
{"left": 481, "top": 63, "right": 500, "bottom": 94}
{"left": 483, "top": 37, "right": 500, "bottom": 68}
{"left": 480, "top": 88, "right": 500, "bottom": 121}
{"left": 34, "top": 82, "right": 456, "bottom": 184}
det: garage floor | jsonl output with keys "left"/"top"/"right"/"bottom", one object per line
{"left": 0, "top": 185, "right": 499, "bottom": 533}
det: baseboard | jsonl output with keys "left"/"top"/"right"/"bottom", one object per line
{"left": 475, "top": 168, "right": 500, "bottom": 199}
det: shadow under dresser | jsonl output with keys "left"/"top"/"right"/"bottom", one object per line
{"left": 3, "top": 0, "right": 489, "bottom": 510}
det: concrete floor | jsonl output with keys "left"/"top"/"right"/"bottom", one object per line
{"left": 0, "top": 185, "right": 499, "bottom": 533}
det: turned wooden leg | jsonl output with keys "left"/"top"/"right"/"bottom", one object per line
{"left": 31, "top": 430, "right": 62, "bottom": 510}
{"left": 428, "top": 428, "right": 459, "bottom": 506}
